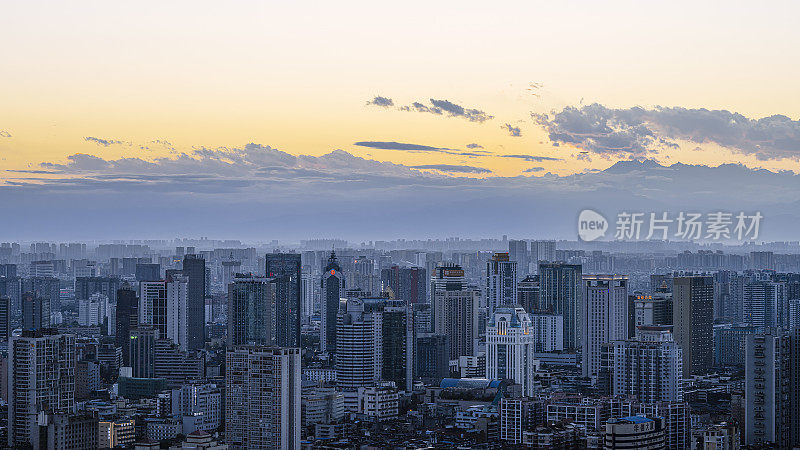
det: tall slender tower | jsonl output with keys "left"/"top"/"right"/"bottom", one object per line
{"left": 485, "top": 306, "right": 535, "bottom": 396}
{"left": 321, "top": 251, "right": 345, "bottom": 354}
{"left": 227, "top": 274, "right": 275, "bottom": 348}
{"left": 486, "top": 252, "right": 518, "bottom": 315}
{"left": 182, "top": 254, "right": 206, "bottom": 351}
{"left": 539, "top": 262, "right": 583, "bottom": 350}
{"left": 582, "top": 274, "right": 629, "bottom": 377}
{"left": 116, "top": 284, "right": 138, "bottom": 367}
{"left": 266, "top": 253, "right": 302, "bottom": 347}
{"left": 672, "top": 276, "right": 714, "bottom": 376}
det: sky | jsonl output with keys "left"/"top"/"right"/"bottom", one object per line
{"left": 1, "top": 1, "right": 799, "bottom": 240}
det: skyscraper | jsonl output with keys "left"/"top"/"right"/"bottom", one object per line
{"left": 743, "top": 281, "right": 787, "bottom": 328}
{"left": 486, "top": 252, "right": 517, "bottom": 315}
{"left": 380, "top": 265, "right": 427, "bottom": 304}
{"left": 381, "top": 300, "right": 412, "bottom": 392}
{"left": 321, "top": 251, "right": 345, "bottom": 354}
{"left": 21, "top": 292, "right": 50, "bottom": 331}
{"left": 539, "top": 262, "right": 583, "bottom": 350}
{"left": 226, "top": 346, "right": 301, "bottom": 450}
{"left": 9, "top": 329, "right": 76, "bottom": 448}
{"left": 182, "top": 254, "right": 206, "bottom": 351}
{"left": 582, "top": 274, "right": 629, "bottom": 377}
{"left": 139, "top": 281, "right": 167, "bottom": 337}
{"left": 166, "top": 273, "right": 189, "bottom": 351}
{"left": 129, "top": 327, "right": 159, "bottom": 378}
{"left": 485, "top": 306, "right": 535, "bottom": 396}
{"left": 227, "top": 274, "right": 275, "bottom": 348}
{"left": 0, "top": 296, "right": 10, "bottom": 341}
{"left": 672, "top": 276, "right": 714, "bottom": 376}
{"left": 335, "top": 298, "right": 383, "bottom": 389}
{"left": 608, "top": 325, "right": 683, "bottom": 403}
{"left": 115, "top": 284, "right": 138, "bottom": 367}
{"left": 265, "top": 253, "right": 302, "bottom": 347}
{"left": 508, "top": 239, "right": 529, "bottom": 276}
{"left": 745, "top": 329, "right": 790, "bottom": 447}
{"left": 517, "top": 275, "right": 540, "bottom": 313}
{"left": 431, "top": 265, "right": 480, "bottom": 359}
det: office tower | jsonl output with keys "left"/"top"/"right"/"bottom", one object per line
{"left": 22, "top": 292, "right": 50, "bottom": 330}
{"left": 508, "top": 239, "right": 529, "bottom": 276}
{"left": 0, "top": 296, "right": 9, "bottom": 341}
{"left": 531, "top": 240, "right": 556, "bottom": 265}
{"left": 140, "top": 281, "right": 168, "bottom": 337}
{"left": 486, "top": 252, "right": 517, "bottom": 315}
{"left": 381, "top": 300, "right": 412, "bottom": 392}
{"left": 672, "top": 276, "right": 714, "bottom": 376}
{"left": 130, "top": 327, "right": 159, "bottom": 378}
{"left": 531, "top": 313, "right": 564, "bottom": 352}
{"left": 582, "top": 274, "right": 629, "bottom": 377}
{"left": 431, "top": 265, "right": 480, "bottom": 359}
{"left": 166, "top": 273, "right": 189, "bottom": 351}
{"left": 412, "top": 302, "right": 433, "bottom": 334}
{"left": 745, "top": 329, "right": 790, "bottom": 448}
{"left": 485, "top": 306, "right": 535, "bottom": 396}
{"left": 608, "top": 325, "right": 683, "bottom": 403}
{"left": 335, "top": 298, "right": 382, "bottom": 388}
{"left": 321, "top": 251, "right": 345, "bottom": 354}
{"left": 74, "top": 276, "right": 121, "bottom": 304}
{"left": 227, "top": 274, "right": 275, "bottom": 347}
{"left": 9, "top": 329, "right": 76, "bottom": 448}
{"left": 225, "top": 346, "right": 301, "bottom": 450}
{"left": 182, "top": 254, "right": 206, "bottom": 351}
{"left": 743, "top": 281, "right": 787, "bottom": 328}
{"left": 414, "top": 333, "right": 449, "bottom": 384}
{"left": 0, "top": 276, "right": 21, "bottom": 322}
{"left": 21, "top": 276, "right": 60, "bottom": 317}
{"left": 634, "top": 292, "right": 673, "bottom": 326}
{"left": 604, "top": 416, "right": 666, "bottom": 449}
{"left": 116, "top": 284, "right": 138, "bottom": 367}
{"left": 135, "top": 263, "right": 161, "bottom": 282}
{"left": 539, "top": 263, "right": 582, "bottom": 350}
{"left": 380, "top": 265, "right": 427, "bottom": 304}
{"left": 301, "top": 269, "right": 315, "bottom": 322}
{"left": 265, "top": 253, "right": 302, "bottom": 347}
{"left": 517, "top": 275, "right": 540, "bottom": 313}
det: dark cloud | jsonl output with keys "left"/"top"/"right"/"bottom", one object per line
{"left": 501, "top": 154, "right": 562, "bottom": 162}
{"left": 386, "top": 97, "right": 493, "bottom": 123}
{"left": 84, "top": 136, "right": 129, "bottom": 147}
{"left": 0, "top": 130, "right": 11, "bottom": 138}
{"left": 503, "top": 124, "right": 522, "bottom": 137}
{"left": 523, "top": 167, "right": 545, "bottom": 172}
{"left": 366, "top": 96, "right": 394, "bottom": 107}
{"left": 534, "top": 103, "right": 800, "bottom": 160}
{"left": 410, "top": 164, "right": 492, "bottom": 174}
{"left": 353, "top": 141, "right": 448, "bottom": 152}
{"left": 466, "top": 143, "right": 483, "bottom": 149}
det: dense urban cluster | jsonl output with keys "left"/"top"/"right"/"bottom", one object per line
{"left": 0, "top": 237, "right": 799, "bottom": 449}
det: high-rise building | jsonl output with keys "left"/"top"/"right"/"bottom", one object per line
{"left": 508, "top": 239, "right": 529, "bottom": 276}
{"left": 21, "top": 276, "right": 59, "bottom": 319}
{"left": 0, "top": 296, "right": 10, "bottom": 341}
{"left": 380, "top": 265, "right": 427, "bottom": 304}
{"left": 431, "top": 265, "right": 480, "bottom": 359}
{"left": 517, "top": 275, "right": 540, "bottom": 313}
{"left": 672, "top": 276, "right": 714, "bottom": 376}
{"left": 381, "top": 300, "right": 412, "bottom": 392}
{"left": 531, "top": 313, "right": 564, "bottom": 352}
{"left": 225, "top": 346, "right": 301, "bottom": 450}
{"left": 301, "top": 269, "right": 315, "bottom": 323}
{"left": 135, "top": 263, "right": 161, "bottom": 282}
{"left": 182, "top": 254, "right": 206, "bottom": 351}
{"left": 265, "top": 253, "right": 302, "bottom": 347}
{"left": 116, "top": 284, "right": 138, "bottom": 367}
{"left": 130, "top": 327, "right": 159, "bottom": 378}
{"left": 608, "top": 325, "right": 683, "bottom": 403}
{"left": 227, "top": 274, "right": 275, "bottom": 348}
{"left": 539, "top": 263, "right": 583, "bottom": 350}
{"left": 414, "top": 333, "right": 449, "bottom": 384}
{"left": 166, "top": 273, "right": 189, "bottom": 351}
{"left": 634, "top": 292, "right": 673, "bottom": 327}
{"left": 75, "top": 276, "right": 121, "bottom": 304}
{"left": 486, "top": 252, "right": 517, "bottom": 315}
{"left": 485, "top": 306, "right": 535, "bottom": 396}
{"left": 9, "top": 329, "right": 76, "bottom": 448}
{"left": 743, "top": 281, "right": 787, "bottom": 328}
{"left": 531, "top": 240, "right": 556, "bottom": 266}
{"left": 335, "top": 298, "right": 382, "bottom": 389}
{"left": 321, "top": 251, "right": 345, "bottom": 354}
{"left": 582, "top": 274, "right": 629, "bottom": 377}
{"left": 745, "top": 329, "right": 790, "bottom": 448}
{"left": 139, "top": 281, "right": 167, "bottom": 337}
{"left": 21, "top": 292, "right": 50, "bottom": 330}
